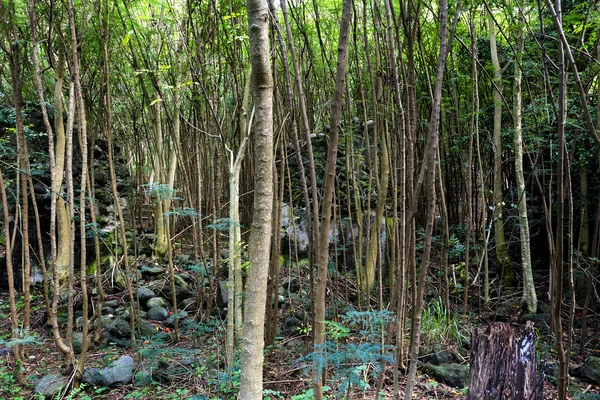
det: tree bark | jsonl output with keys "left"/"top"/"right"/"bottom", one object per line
{"left": 238, "top": 0, "right": 274, "bottom": 397}
{"left": 312, "top": 0, "right": 352, "bottom": 397}
{"left": 489, "top": 14, "right": 513, "bottom": 288}
{"left": 513, "top": 15, "right": 537, "bottom": 314}
{"left": 468, "top": 322, "right": 543, "bottom": 399}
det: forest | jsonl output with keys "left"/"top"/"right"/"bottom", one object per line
{"left": 1, "top": 0, "right": 600, "bottom": 398}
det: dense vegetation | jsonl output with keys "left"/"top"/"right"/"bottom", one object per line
{"left": 1, "top": 0, "right": 600, "bottom": 398}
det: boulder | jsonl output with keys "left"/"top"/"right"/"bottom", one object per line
{"left": 423, "top": 350, "right": 458, "bottom": 366}
{"left": 34, "top": 373, "right": 69, "bottom": 398}
{"left": 72, "top": 332, "right": 95, "bottom": 354}
{"left": 140, "top": 264, "right": 163, "bottom": 277}
{"left": 101, "top": 355, "right": 135, "bottom": 386}
{"left": 147, "top": 297, "right": 169, "bottom": 309}
{"left": 576, "top": 356, "right": 600, "bottom": 385}
{"left": 217, "top": 280, "right": 228, "bottom": 308}
{"left": 138, "top": 321, "right": 158, "bottom": 337}
{"left": 138, "top": 286, "right": 156, "bottom": 303}
{"left": 180, "top": 298, "right": 197, "bottom": 312}
{"left": 107, "top": 318, "right": 132, "bottom": 339}
{"left": 147, "top": 306, "right": 169, "bottom": 321}
{"left": 423, "top": 363, "right": 470, "bottom": 389}
{"left": 83, "top": 355, "right": 135, "bottom": 387}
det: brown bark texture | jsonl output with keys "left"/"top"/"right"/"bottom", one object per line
{"left": 468, "top": 321, "right": 544, "bottom": 400}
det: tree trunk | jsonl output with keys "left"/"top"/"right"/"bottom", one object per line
{"left": 513, "top": 15, "right": 537, "bottom": 314}
{"left": 312, "top": 0, "right": 352, "bottom": 397}
{"left": 468, "top": 322, "right": 543, "bottom": 399}
{"left": 489, "top": 14, "right": 513, "bottom": 288}
{"left": 238, "top": 0, "right": 274, "bottom": 397}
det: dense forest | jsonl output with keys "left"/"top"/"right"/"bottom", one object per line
{"left": 1, "top": 0, "right": 600, "bottom": 398}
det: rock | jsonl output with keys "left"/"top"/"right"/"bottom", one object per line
{"left": 138, "top": 321, "right": 158, "bottom": 337}
{"left": 281, "top": 276, "right": 300, "bottom": 293}
{"left": 147, "top": 306, "right": 169, "bottom": 321}
{"left": 423, "top": 350, "right": 458, "bottom": 366}
{"left": 0, "top": 347, "right": 13, "bottom": 356}
{"left": 282, "top": 316, "right": 303, "bottom": 335}
{"left": 147, "top": 279, "right": 193, "bottom": 303}
{"left": 423, "top": 363, "right": 470, "bottom": 389}
{"left": 176, "top": 254, "right": 191, "bottom": 265}
{"left": 217, "top": 280, "right": 228, "bottom": 308}
{"left": 138, "top": 286, "right": 156, "bottom": 303}
{"left": 576, "top": 356, "right": 600, "bottom": 385}
{"left": 104, "top": 300, "right": 119, "bottom": 308}
{"left": 107, "top": 318, "right": 132, "bottom": 339}
{"left": 76, "top": 316, "right": 87, "bottom": 329}
{"left": 141, "top": 264, "right": 163, "bottom": 276}
{"left": 102, "top": 306, "right": 116, "bottom": 315}
{"left": 147, "top": 297, "right": 169, "bottom": 309}
{"left": 101, "top": 355, "right": 135, "bottom": 386}
{"left": 34, "top": 373, "right": 69, "bottom": 398}
{"left": 173, "top": 274, "right": 189, "bottom": 288}
{"left": 83, "top": 356, "right": 136, "bottom": 387}
{"left": 104, "top": 333, "right": 132, "bottom": 348}
{"left": 94, "top": 169, "right": 109, "bottom": 186}
{"left": 82, "top": 367, "right": 103, "bottom": 386}
{"left": 180, "top": 298, "right": 197, "bottom": 312}
{"left": 165, "top": 310, "right": 189, "bottom": 326}
{"left": 72, "top": 332, "right": 94, "bottom": 354}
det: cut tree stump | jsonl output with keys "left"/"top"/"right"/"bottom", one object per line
{"left": 467, "top": 321, "right": 544, "bottom": 399}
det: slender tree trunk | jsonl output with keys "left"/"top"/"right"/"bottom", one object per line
{"left": 0, "top": 168, "right": 22, "bottom": 381}
{"left": 238, "top": 0, "right": 274, "bottom": 396}
{"left": 513, "top": 15, "right": 538, "bottom": 314}
{"left": 28, "top": 0, "right": 72, "bottom": 362}
{"left": 312, "top": 1, "right": 352, "bottom": 397}
{"left": 68, "top": 0, "right": 90, "bottom": 384}
{"left": 553, "top": 1, "right": 567, "bottom": 397}
{"left": 404, "top": 0, "right": 453, "bottom": 397}
{"left": 489, "top": 14, "right": 512, "bottom": 287}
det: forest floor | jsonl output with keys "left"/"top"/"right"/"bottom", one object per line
{"left": 1, "top": 275, "right": 599, "bottom": 399}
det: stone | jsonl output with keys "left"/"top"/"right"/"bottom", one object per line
{"left": 423, "top": 363, "right": 470, "bottom": 389}
{"left": 107, "top": 318, "right": 132, "bottom": 339}
{"left": 217, "top": 280, "right": 228, "bottom": 308}
{"left": 72, "top": 332, "right": 94, "bottom": 354}
{"left": 181, "top": 298, "right": 197, "bottom": 312}
{"left": 0, "top": 347, "right": 13, "bottom": 356}
{"left": 147, "top": 306, "right": 169, "bottom": 321}
{"left": 147, "top": 297, "right": 169, "bottom": 309}
{"left": 104, "top": 300, "right": 119, "bottom": 308}
{"left": 34, "top": 373, "right": 69, "bottom": 398}
{"left": 141, "top": 264, "right": 163, "bottom": 276}
{"left": 101, "top": 355, "right": 135, "bottom": 386}
{"left": 282, "top": 316, "right": 303, "bottom": 335}
{"left": 423, "top": 350, "right": 458, "bottom": 366}
{"left": 102, "top": 306, "right": 116, "bottom": 315}
{"left": 138, "top": 321, "right": 158, "bottom": 337}
{"left": 138, "top": 286, "right": 156, "bottom": 303}
{"left": 576, "top": 356, "right": 600, "bottom": 385}
{"left": 104, "top": 333, "right": 132, "bottom": 348}
{"left": 82, "top": 368, "right": 103, "bottom": 386}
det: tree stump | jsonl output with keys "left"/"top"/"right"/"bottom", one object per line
{"left": 467, "top": 321, "right": 544, "bottom": 399}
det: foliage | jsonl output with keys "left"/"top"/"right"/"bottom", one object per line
{"left": 0, "top": 364, "right": 22, "bottom": 399}
{"left": 420, "top": 298, "right": 468, "bottom": 347}
{"left": 143, "top": 184, "right": 182, "bottom": 203}
{"left": 207, "top": 218, "right": 242, "bottom": 232}
{"left": 300, "top": 310, "right": 395, "bottom": 397}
